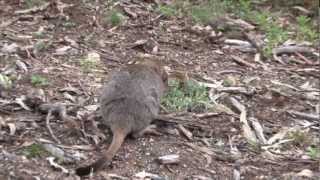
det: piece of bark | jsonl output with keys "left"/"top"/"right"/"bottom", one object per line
{"left": 157, "top": 154, "right": 180, "bottom": 165}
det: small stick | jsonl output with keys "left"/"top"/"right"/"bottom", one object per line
{"left": 230, "top": 55, "right": 256, "bottom": 69}
{"left": 295, "top": 52, "right": 313, "bottom": 64}
{"left": 287, "top": 110, "right": 320, "bottom": 121}
{"left": 46, "top": 109, "right": 61, "bottom": 144}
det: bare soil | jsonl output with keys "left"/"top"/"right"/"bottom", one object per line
{"left": 0, "top": 0, "right": 319, "bottom": 180}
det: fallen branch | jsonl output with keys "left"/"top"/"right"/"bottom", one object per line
{"left": 273, "top": 46, "right": 314, "bottom": 56}
{"left": 287, "top": 110, "right": 320, "bottom": 121}
{"left": 295, "top": 52, "right": 314, "bottom": 64}
{"left": 272, "top": 46, "right": 314, "bottom": 64}
{"left": 14, "top": 2, "right": 51, "bottom": 14}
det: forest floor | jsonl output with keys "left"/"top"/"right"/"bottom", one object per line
{"left": 0, "top": 0, "right": 319, "bottom": 179}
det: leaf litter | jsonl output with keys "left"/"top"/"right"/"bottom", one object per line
{"left": 0, "top": 0, "right": 319, "bottom": 179}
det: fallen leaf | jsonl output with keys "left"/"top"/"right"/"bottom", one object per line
{"left": 1, "top": 43, "right": 18, "bottom": 53}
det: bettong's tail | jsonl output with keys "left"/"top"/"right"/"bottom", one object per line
{"left": 75, "top": 130, "right": 127, "bottom": 176}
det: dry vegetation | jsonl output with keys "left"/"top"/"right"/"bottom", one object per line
{"left": 0, "top": 0, "right": 319, "bottom": 179}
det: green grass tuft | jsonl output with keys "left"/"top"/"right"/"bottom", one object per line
{"left": 25, "top": 0, "right": 46, "bottom": 8}
{"left": 288, "top": 130, "right": 312, "bottom": 147}
{"left": 23, "top": 143, "right": 47, "bottom": 158}
{"left": 106, "top": 10, "right": 125, "bottom": 27}
{"left": 190, "top": 0, "right": 227, "bottom": 24}
{"left": 157, "top": 4, "right": 177, "bottom": 17}
{"left": 296, "top": 15, "right": 317, "bottom": 42}
{"left": 306, "top": 146, "right": 320, "bottom": 160}
{"left": 253, "top": 11, "right": 289, "bottom": 56}
{"left": 31, "top": 75, "right": 49, "bottom": 87}
{"left": 162, "top": 80, "right": 210, "bottom": 112}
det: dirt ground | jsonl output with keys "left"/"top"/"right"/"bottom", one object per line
{"left": 0, "top": 0, "right": 319, "bottom": 180}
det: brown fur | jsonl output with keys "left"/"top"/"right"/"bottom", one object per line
{"left": 76, "top": 59, "right": 167, "bottom": 176}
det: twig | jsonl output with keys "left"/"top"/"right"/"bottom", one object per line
{"left": 224, "top": 39, "right": 252, "bottom": 47}
{"left": 195, "top": 112, "right": 222, "bottom": 119}
{"left": 230, "top": 55, "right": 256, "bottom": 69}
{"left": 153, "top": 114, "right": 210, "bottom": 130}
{"left": 0, "top": 108, "right": 12, "bottom": 115}
{"left": 15, "top": 2, "right": 51, "bottom": 14}
{"left": 287, "top": 110, "right": 320, "bottom": 121}
{"left": 295, "top": 52, "right": 313, "bottom": 64}
{"left": 37, "top": 138, "right": 94, "bottom": 150}
{"left": 46, "top": 109, "right": 61, "bottom": 144}
{"left": 177, "top": 124, "right": 193, "bottom": 140}
{"left": 272, "top": 46, "right": 314, "bottom": 64}
{"left": 215, "top": 86, "right": 255, "bottom": 96}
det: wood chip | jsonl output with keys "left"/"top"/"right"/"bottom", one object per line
{"left": 157, "top": 154, "right": 180, "bottom": 164}
{"left": 224, "top": 39, "right": 252, "bottom": 47}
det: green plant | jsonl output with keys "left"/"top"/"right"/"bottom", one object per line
{"left": 33, "top": 32, "right": 45, "bottom": 39}
{"left": 288, "top": 130, "right": 312, "bottom": 147}
{"left": 264, "top": 25, "right": 289, "bottom": 56}
{"left": 23, "top": 143, "right": 47, "bottom": 158}
{"left": 190, "top": 0, "right": 227, "bottom": 24}
{"left": 253, "top": 11, "right": 289, "bottom": 56}
{"left": 226, "top": 0, "right": 253, "bottom": 19}
{"left": 296, "top": 15, "right": 317, "bottom": 42}
{"left": 25, "top": 0, "right": 46, "bottom": 8}
{"left": 162, "top": 80, "right": 210, "bottom": 112}
{"left": 157, "top": 4, "right": 177, "bottom": 17}
{"left": 306, "top": 146, "right": 320, "bottom": 160}
{"left": 62, "top": 21, "right": 76, "bottom": 28}
{"left": 171, "top": 0, "right": 191, "bottom": 14}
{"left": 31, "top": 75, "right": 49, "bottom": 86}
{"left": 105, "top": 10, "right": 125, "bottom": 27}
{"left": 80, "top": 60, "right": 96, "bottom": 72}
{"left": 33, "top": 40, "right": 49, "bottom": 53}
